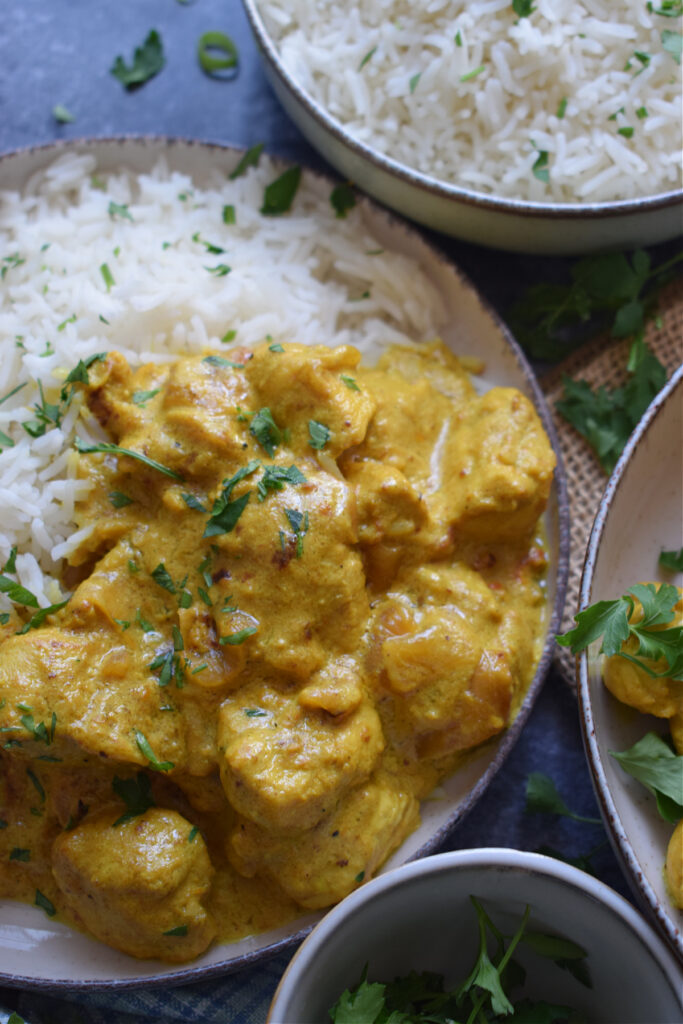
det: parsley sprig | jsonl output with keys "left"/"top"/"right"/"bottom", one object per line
{"left": 329, "top": 898, "right": 588, "bottom": 1023}
{"left": 556, "top": 582, "right": 683, "bottom": 680}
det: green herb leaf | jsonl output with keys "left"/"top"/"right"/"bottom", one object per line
{"left": 9, "top": 847, "right": 30, "bottom": 862}
{"left": 525, "top": 772, "right": 601, "bottom": 824}
{"left": 610, "top": 732, "right": 683, "bottom": 822}
{"left": 132, "top": 388, "right": 160, "bottom": 407}
{"left": 205, "top": 263, "right": 231, "bottom": 277}
{"left": 222, "top": 204, "right": 236, "bottom": 224}
{"left": 151, "top": 563, "right": 176, "bottom": 594}
{"left": 34, "top": 889, "right": 56, "bottom": 917}
{"left": 256, "top": 464, "right": 306, "bottom": 501}
{"left": 250, "top": 408, "right": 281, "bottom": 456}
{"left": 0, "top": 382, "right": 27, "bottom": 407}
{"left": 134, "top": 730, "right": 174, "bottom": 772}
{"left": 16, "top": 600, "right": 69, "bottom": 634}
{"left": 204, "top": 460, "right": 259, "bottom": 537}
{"left": 358, "top": 46, "right": 377, "bottom": 70}
{"left": 532, "top": 149, "right": 550, "bottom": 182}
{"left": 409, "top": 72, "right": 421, "bottom": 93}
{"left": 662, "top": 29, "right": 682, "bottom": 62}
{"left": 0, "top": 575, "right": 39, "bottom": 608}
{"left": 308, "top": 419, "right": 330, "bottom": 450}
{"left": 340, "top": 375, "right": 360, "bottom": 391}
{"left": 52, "top": 104, "right": 75, "bottom": 124}
{"left": 660, "top": 547, "right": 683, "bottom": 572}
{"left": 229, "top": 143, "right": 264, "bottom": 180}
{"left": 163, "top": 924, "right": 188, "bottom": 936}
{"left": 74, "top": 438, "right": 183, "bottom": 481}
{"left": 220, "top": 626, "right": 258, "bottom": 645}
{"left": 460, "top": 64, "right": 486, "bottom": 81}
{"left": 556, "top": 96, "right": 568, "bottom": 118}
{"left": 112, "top": 772, "right": 156, "bottom": 827}
{"left": 197, "top": 30, "right": 239, "bottom": 75}
{"left": 109, "top": 491, "right": 133, "bottom": 508}
{"left": 330, "top": 182, "right": 356, "bottom": 219}
{"left": 181, "top": 492, "right": 207, "bottom": 512}
{"left": 100, "top": 262, "right": 115, "bottom": 291}
{"left": 111, "top": 29, "right": 165, "bottom": 89}
{"left": 108, "top": 201, "right": 133, "bottom": 221}
{"left": 330, "top": 972, "right": 386, "bottom": 1024}
{"left": 513, "top": 0, "right": 536, "bottom": 16}
{"left": 202, "top": 355, "right": 244, "bottom": 369}
{"left": 261, "top": 166, "right": 301, "bottom": 216}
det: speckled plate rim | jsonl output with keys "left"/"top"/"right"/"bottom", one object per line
{"left": 242, "top": 0, "right": 683, "bottom": 221}
{"left": 577, "top": 362, "right": 683, "bottom": 964}
{"left": 0, "top": 135, "right": 569, "bottom": 990}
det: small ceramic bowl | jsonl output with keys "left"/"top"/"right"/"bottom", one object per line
{"left": 242, "top": 0, "right": 683, "bottom": 255}
{"left": 578, "top": 362, "right": 683, "bottom": 962}
{"left": 267, "top": 849, "right": 683, "bottom": 1024}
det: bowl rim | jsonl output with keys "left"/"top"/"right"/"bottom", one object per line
{"left": 267, "top": 846, "right": 683, "bottom": 1021}
{"left": 0, "top": 133, "right": 569, "bottom": 990}
{"left": 577, "top": 362, "right": 683, "bottom": 963}
{"left": 242, "top": 0, "right": 683, "bottom": 218}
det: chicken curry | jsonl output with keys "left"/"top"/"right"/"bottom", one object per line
{"left": 0, "top": 339, "right": 555, "bottom": 962}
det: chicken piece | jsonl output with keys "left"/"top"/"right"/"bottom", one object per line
{"left": 343, "top": 461, "right": 428, "bottom": 546}
{"left": 210, "top": 467, "right": 369, "bottom": 681}
{"left": 229, "top": 780, "right": 419, "bottom": 909}
{"left": 369, "top": 563, "right": 524, "bottom": 757}
{"left": 245, "top": 341, "right": 376, "bottom": 459}
{"left": 297, "top": 656, "right": 364, "bottom": 718}
{"left": 440, "top": 387, "right": 555, "bottom": 543}
{"left": 52, "top": 807, "right": 216, "bottom": 961}
{"left": 666, "top": 819, "right": 683, "bottom": 910}
{"left": 218, "top": 693, "right": 384, "bottom": 832}
{"left": 603, "top": 587, "right": 683, "bottom": 719}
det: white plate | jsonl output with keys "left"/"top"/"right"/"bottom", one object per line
{"left": 578, "top": 363, "right": 683, "bottom": 962}
{"left": 0, "top": 137, "right": 569, "bottom": 989}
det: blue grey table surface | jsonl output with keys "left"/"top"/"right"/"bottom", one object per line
{"left": 0, "top": 2, "right": 673, "bottom": 1022}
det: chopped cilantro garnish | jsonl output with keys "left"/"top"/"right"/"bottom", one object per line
{"left": 163, "top": 924, "right": 188, "bottom": 936}
{"left": 204, "top": 459, "right": 260, "bottom": 537}
{"left": 108, "top": 201, "right": 133, "bottom": 221}
{"left": 111, "top": 29, "right": 165, "bottom": 89}
{"left": 52, "top": 104, "right": 75, "bottom": 124}
{"left": 260, "top": 166, "right": 301, "bottom": 216}
{"left": 74, "top": 438, "right": 183, "bottom": 481}
{"left": 34, "top": 889, "right": 57, "bottom": 917}
{"left": 109, "top": 491, "right": 133, "bottom": 508}
{"left": 460, "top": 64, "right": 485, "bottom": 82}
{"left": 330, "top": 182, "right": 356, "bottom": 219}
{"left": 220, "top": 626, "right": 258, "bottom": 645}
{"left": 308, "top": 420, "right": 330, "bottom": 450}
{"left": 358, "top": 46, "right": 377, "bottom": 70}
{"left": 151, "top": 563, "right": 176, "bottom": 594}
{"left": 229, "top": 143, "right": 264, "bottom": 180}
{"left": 131, "top": 388, "right": 160, "bottom": 407}
{"left": 222, "top": 204, "right": 236, "bottom": 224}
{"left": 256, "top": 464, "right": 306, "bottom": 501}
{"left": 202, "top": 355, "right": 244, "bottom": 369}
{"left": 532, "top": 148, "right": 550, "bottom": 183}
{"left": 182, "top": 492, "right": 207, "bottom": 512}
{"left": 100, "top": 263, "right": 115, "bottom": 291}
{"left": 134, "top": 730, "right": 174, "bottom": 772}
{"left": 112, "top": 772, "right": 156, "bottom": 826}
{"left": 250, "top": 408, "right": 281, "bottom": 456}
{"left": 512, "top": 0, "right": 536, "bottom": 16}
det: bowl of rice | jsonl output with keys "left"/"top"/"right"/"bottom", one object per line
{"left": 243, "top": 0, "right": 683, "bottom": 254}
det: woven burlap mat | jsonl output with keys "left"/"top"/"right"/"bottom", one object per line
{"left": 540, "top": 276, "right": 683, "bottom": 687}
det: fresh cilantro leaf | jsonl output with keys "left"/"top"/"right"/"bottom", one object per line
{"left": 108, "top": 201, "right": 133, "bottom": 221}
{"left": 112, "top": 772, "right": 155, "bottom": 826}
{"left": 250, "top": 408, "right": 281, "bottom": 456}
{"left": 34, "top": 889, "right": 56, "bottom": 917}
{"left": 181, "top": 492, "right": 207, "bottom": 512}
{"left": 163, "top": 924, "right": 188, "bottom": 936}
{"left": 513, "top": 0, "right": 536, "bottom": 15}
{"left": 131, "top": 388, "right": 160, "bottom": 407}
{"left": 524, "top": 772, "right": 601, "bottom": 824}
{"left": 204, "top": 460, "right": 259, "bottom": 537}
{"left": 229, "top": 143, "right": 264, "bottom": 180}
{"left": 9, "top": 847, "right": 30, "bottom": 862}
{"left": 660, "top": 547, "right": 683, "bottom": 572}
{"left": 610, "top": 732, "right": 683, "bottom": 822}
{"left": 531, "top": 149, "right": 549, "bottom": 183}
{"left": 150, "top": 563, "right": 176, "bottom": 594}
{"left": 308, "top": 419, "right": 330, "bottom": 450}
{"left": 358, "top": 47, "right": 377, "bottom": 70}
{"left": 256, "top": 464, "right": 306, "bottom": 501}
{"left": 111, "top": 29, "right": 165, "bottom": 89}
{"left": 0, "top": 575, "right": 39, "bottom": 608}
{"left": 555, "top": 334, "right": 667, "bottom": 473}
{"left": 16, "top": 599, "right": 69, "bottom": 634}
{"left": 330, "top": 972, "right": 386, "bottom": 1024}
{"left": 108, "top": 491, "right": 133, "bottom": 508}
{"left": 203, "top": 355, "right": 244, "bottom": 368}
{"left": 261, "top": 166, "right": 301, "bottom": 216}
{"left": 340, "top": 375, "right": 360, "bottom": 391}
{"left": 219, "top": 626, "right": 258, "bottom": 645}
{"left": 222, "top": 204, "right": 236, "bottom": 224}
{"left": 330, "top": 182, "right": 356, "bottom": 219}
{"left": 74, "top": 438, "right": 183, "bottom": 481}
{"left": 662, "top": 29, "right": 682, "bottom": 63}
{"left": 134, "top": 731, "right": 174, "bottom": 772}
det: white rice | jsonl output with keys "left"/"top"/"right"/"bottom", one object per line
{"left": 257, "top": 0, "right": 683, "bottom": 202}
{"left": 0, "top": 151, "right": 448, "bottom": 607}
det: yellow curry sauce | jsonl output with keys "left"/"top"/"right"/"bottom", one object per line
{"left": 0, "top": 339, "right": 555, "bottom": 961}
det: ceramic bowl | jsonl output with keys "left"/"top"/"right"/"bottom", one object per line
{"left": 241, "top": 0, "right": 683, "bottom": 255}
{"left": 0, "top": 136, "right": 569, "bottom": 989}
{"left": 578, "top": 362, "right": 683, "bottom": 962}
{"left": 267, "top": 848, "right": 683, "bottom": 1023}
